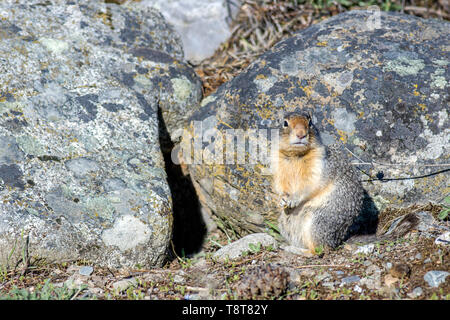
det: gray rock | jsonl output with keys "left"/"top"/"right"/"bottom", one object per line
{"left": 340, "top": 275, "right": 361, "bottom": 286}
{"left": 111, "top": 278, "right": 137, "bottom": 292}
{"left": 136, "top": 0, "right": 241, "bottom": 63}
{"left": 0, "top": 0, "right": 201, "bottom": 269}
{"left": 79, "top": 266, "right": 94, "bottom": 277}
{"left": 354, "top": 244, "right": 375, "bottom": 255}
{"left": 335, "top": 271, "right": 345, "bottom": 277}
{"left": 435, "top": 231, "right": 450, "bottom": 246}
{"left": 182, "top": 10, "right": 449, "bottom": 236}
{"left": 322, "top": 281, "right": 336, "bottom": 290}
{"left": 173, "top": 274, "right": 185, "bottom": 284}
{"left": 407, "top": 287, "right": 423, "bottom": 298}
{"left": 212, "top": 233, "right": 278, "bottom": 261}
{"left": 423, "top": 271, "right": 450, "bottom": 288}
{"left": 353, "top": 285, "right": 363, "bottom": 293}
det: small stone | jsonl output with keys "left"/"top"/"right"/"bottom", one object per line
{"left": 322, "top": 281, "right": 336, "bottom": 289}
{"left": 423, "top": 271, "right": 450, "bottom": 288}
{"left": 335, "top": 270, "right": 345, "bottom": 277}
{"left": 353, "top": 285, "right": 363, "bottom": 293}
{"left": 79, "top": 266, "right": 94, "bottom": 276}
{"left": 385, "top": 262, "right": 393, "bottom": 270}
{"left": 340, "top": 275, "right": 361, "bottom": 285}
{"left": 389, "top": 263, "right": 411, "bottom": 278}
{"left": 354, "top": 244, "right": 375, "bottom": 255}
{"left": 173, "top": 274, "right": 184, "bottom": 284}
{"left": 415, "top": 253, "right": 422, "bottom": 260}
{"left": 424, "top": 258, "right": 432, "bottom": 264}
{"left": 111, "top": 278, "right": 137, "bottom": 292}
{"left": 407, "top": 287, "right": 423, "bottom": 298}
{"left": 213, "top": 233, "right": 278, "bottom": 261}
{"left": 435, "top": 231, "right": 450, "bottom": 246}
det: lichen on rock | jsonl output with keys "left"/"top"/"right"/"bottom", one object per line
{"left": 0, "top": 0, "right": 202, "bottom": 268}
{"left": 183, "top": 10, "right": 449, "bottom": 236}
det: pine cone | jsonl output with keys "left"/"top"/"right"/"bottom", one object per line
{"left": 234, "top": 264, "right": 290, "bottom": 299}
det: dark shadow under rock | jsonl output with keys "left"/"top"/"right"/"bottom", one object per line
{"left": 157, "top": 107, "right": 207, "bottom": 258}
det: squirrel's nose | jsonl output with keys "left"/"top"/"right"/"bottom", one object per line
{"left": 297, "top": 133, "right": 306, "bottom": 140}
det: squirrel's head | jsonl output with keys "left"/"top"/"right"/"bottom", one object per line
{"left": 279, "top": 111, "right": 319, "bottom": 156}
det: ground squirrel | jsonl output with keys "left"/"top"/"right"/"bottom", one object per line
{"left": 272, "top": 111, "right": 364, "bottom": 253}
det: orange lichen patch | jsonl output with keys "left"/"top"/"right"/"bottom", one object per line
{"left": 418, "top": 103, "right": 427, "bottom": 111}
{"left": 336, "top": 129, "right": 348, "bottom": 143}
{"left": 424, "top": 114, "right": 434, "bottom": 123}
{"left": 300, "top": 84, "right": 313, "bottom": 97}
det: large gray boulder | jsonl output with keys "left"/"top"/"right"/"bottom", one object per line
{"left": 135, "top": 0, "right": 241, "bottom": 64}
{"left": 183, "top": 10, "right": 449, "bottom": 235}
{"left": 0, "top": 0, "right": 202, "bottom": 268}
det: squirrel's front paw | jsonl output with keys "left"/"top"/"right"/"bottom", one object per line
{"left": 286, "top": 198, "right": 302, "bottom": 208}
{"left": 280, "top": 195, "right": 302, "bottom": 208}
{"left": 279, "top": 197, "right": 289, "bottom": 208}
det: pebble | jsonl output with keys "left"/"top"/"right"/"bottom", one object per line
{"left": 435, "top": 231, "right": 450, "bottom": 246}
{"left": 212, "top": 233, "right": 278, "bottom": 261}
{"left": 340, "top": 275, "right": 361, "bottom": 286}
{"left": 407, "top": 287, "right": 423, "bottom": 299}
{"left": 423, "top": 271, "right": 450, "bottom": 288}
{"left": 353, "top": 285, "right": 363, "bottom": 293}
{"left": 111, "top": 278, "right": 137, "bottom": 292}
{"left": 322, "top": 281, "right": 336, "bottom": 289}
{"left": 354, "top": 244, "right": 375, "bottom": 255}
{"left": 335, "top": 270, "right": 345, "bottom": 277}
{"left": 415, "top": 253, "right": 422, "bottom": 260}
{"left": 173, "top": 274, "right": 184, "bottom": 284}
{"left": 79, "top": 266, "right": 94, "bottom": 276}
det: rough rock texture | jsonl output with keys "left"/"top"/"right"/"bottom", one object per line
{"left": 183, "top": 10, "right": 449, "bottom": 235}
{"left": 136, "top": 0, "right": 241, "bottom": 63}
{"left": 212, "top": 233, "right": 278, "bottom": 261}
{"left": 0, "top": 0, "right": 202, "bottom": 268}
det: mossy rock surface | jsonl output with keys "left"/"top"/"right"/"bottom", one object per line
{"left": 0, "top": 0, "right": 202, "bottom": 268}
{"left": 184, "top": 10, "right": 449, "bottom": 235}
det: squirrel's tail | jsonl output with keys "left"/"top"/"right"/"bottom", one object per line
{"left": 346, "top": 213, "right": 419, "bottom": 245}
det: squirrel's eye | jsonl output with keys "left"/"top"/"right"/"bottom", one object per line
{"left": 283, "top": 120, "right": 288, "bottom": 128}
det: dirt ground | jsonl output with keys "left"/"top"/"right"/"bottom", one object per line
{"left": 0, "top": 203, "right": 448, "bottom": 300}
